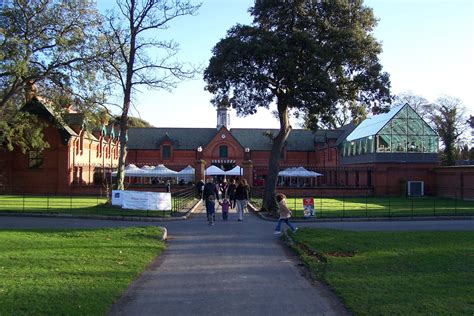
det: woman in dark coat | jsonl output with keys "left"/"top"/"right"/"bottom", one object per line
{"left": 234, "top": 179, "right": 250, "bottom": 221}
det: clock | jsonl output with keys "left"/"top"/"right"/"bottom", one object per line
{"left": 221, "top": 133, "right": 226, "bottom": 139}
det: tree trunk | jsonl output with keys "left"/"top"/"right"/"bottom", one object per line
{"left": 262, "top": 97, "right": 291, "bottom": 214}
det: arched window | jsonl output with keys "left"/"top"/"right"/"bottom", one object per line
{"left": 219, "top": 145, "right": 228, "bottom": 158}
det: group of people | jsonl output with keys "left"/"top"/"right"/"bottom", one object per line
{"left": 199, "top": 177, "right": 250, "bottom": 225}
{"left": 197, "top": 177, "right": 298, "bottom": 234}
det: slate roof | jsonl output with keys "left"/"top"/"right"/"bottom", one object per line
{"left": 127, "top": 127, "right": 324, "bottom": 151}
{"left": 230, "top": 129, "right": 317, "bottom": 151}
{"left": 127, "top": 128, "right": 217, "bottom": 150}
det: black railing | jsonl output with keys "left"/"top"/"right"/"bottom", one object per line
{"left": 171, "top": 186, "right": 199, "bottom": 215}
{"left": 248, "top": 186, "right": 474, "bottom": 219}
{"left": 0, "top": 185, "right": 199, "bottom": 218}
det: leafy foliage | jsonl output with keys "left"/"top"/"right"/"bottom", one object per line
{"left": 204, "top": 0, "right": 391, "bottom": 211}
{"left": 430, "top": 96, "right": 468, "bottom": 165}
{"left": 0, "top": 0, "right": 107, "bottom": 152}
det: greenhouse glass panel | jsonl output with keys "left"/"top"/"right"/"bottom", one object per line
{"left": 395, "top": 106, "right": 408, "bottom": 119}
{"left": 379, "top": 122, "right": 391, "bottom": 135}
{"left": 391, "top": 118, "right": 407, "bottom": 134}
{"left": 376, "top": 134, "right": 391, "bottom": 152}
{"left": 407, "top": 136, "right": 422, "bottom": 152}
{"left": 408, "top": 119, "right": 423, "bottom": 136}
{"left": 426, "top": 136, "right": 438, "bottom": 153}
{"left": 391, "top": 134, "right": 407, "bottom": 152}
{"left": 407, "top": 106, "right": 419, "bottom": 119}
{"left": 423, "top": 122, "right": 437, "bottom": 136}
{"left": 367, "top": 137, "right": 374, "bottom": 153}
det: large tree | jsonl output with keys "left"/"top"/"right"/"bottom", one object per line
{"left": 102, "top": 0, "right": 200, "bottom": 190}
{"left": 204, "top": 0, "right": 391, "bottom": 212}
{"left": 0, "top": 0, "right": 105, "bottom": 152}
{"left": 430, "top": 96, "right": 468, "bottom": 166}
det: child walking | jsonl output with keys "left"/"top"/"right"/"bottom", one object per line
{"left": 206, "top": 195, "right": 216, "bottom": 225}
{"left": 274, "top": 193, "right": 298, "bottom": 234}
{"left": 219, "top": 198, "right": 231, "bottom": 221}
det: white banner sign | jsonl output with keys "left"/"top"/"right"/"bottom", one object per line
{"left": 112, "top": 190, "right": 172, "bottom": 211}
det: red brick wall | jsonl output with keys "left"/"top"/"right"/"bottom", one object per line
{"left": 434, "top": 166, "right": 474, "bottom": 200}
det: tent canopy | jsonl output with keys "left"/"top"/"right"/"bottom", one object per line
{"left": 278, "top": 167, "right": 322, "bottom": 177}
{"left": 225, "top": 165, "right": 242, "bottom": 176}
{"left": 147, "top": 164, "right": 178, "bottom": 177}
{"left": 205, "top": 165, "right": 226, "bottom": 176}
{"left": 178, "top": 165, "right": 195, "bottom": 175}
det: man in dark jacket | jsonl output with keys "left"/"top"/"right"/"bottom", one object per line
{"left": 202, "top": 177, "right": 219, "bottom": 223}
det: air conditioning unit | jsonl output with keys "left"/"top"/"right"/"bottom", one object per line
{"left": 407, "top": 181, "right": 424, "bottom": 197}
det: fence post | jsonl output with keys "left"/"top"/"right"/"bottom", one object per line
{"left": 365, "top": 193, "right": 368, "bottom": 217}
{"left": 454, "top": 194, "right": 457, "bottom": 215}
{"left": 388, "top": 198, "right": 391, "bottom": 217}
{"left": 320, "top": 197, "right": 323, "bottom": 218}
{"left": 342, "top": 196, "right": 345, "bottom": 219}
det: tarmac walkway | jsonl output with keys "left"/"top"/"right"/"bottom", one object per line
{"left": 108, "top": 204, "right": 349, "bottom": 316}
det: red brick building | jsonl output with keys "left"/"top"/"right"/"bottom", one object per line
{"left": 0, "top": 97, "right": 120, "bottom": 194}
{"left": 1, "top": 101, "right": 447, "bottom": 197}
{"left": 126, "top": 104, "right": 440, "bottom": 196}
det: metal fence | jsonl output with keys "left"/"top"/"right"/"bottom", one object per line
{"left": 0, "top": 185, "right": 199, "bottom": 218}
{"left": 249, "top": 186, "right": 474, "bottom": 219}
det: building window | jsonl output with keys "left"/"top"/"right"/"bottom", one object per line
{"left": 28, "top": 151, "right": 44, "bottom": 169}
{"left": 219, "top": 145, "right": 228, "bottom": 158}
{"left": 162, "top": 145, "right": 171, "bottom": 159}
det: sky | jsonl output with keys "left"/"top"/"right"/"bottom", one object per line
{"left": 100, "top": 0, "right": 474, "bottom": 129}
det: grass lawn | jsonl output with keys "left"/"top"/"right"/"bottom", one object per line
{"left": 0, "top": 195, "right": 196, "bottom": 217}
{"left": 251, "top": 196, "right": 474, "bottom": 218}
{"left": 0, "top": 226, "right": 166, "bottom": 315}
{"left": 290, "top": 229, "right": 474, "bottom": 315}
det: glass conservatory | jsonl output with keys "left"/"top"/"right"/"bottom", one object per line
{"left": 341, "top": 104, "right": 438, "bottom": 158}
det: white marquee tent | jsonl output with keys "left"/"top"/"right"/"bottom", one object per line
{"left": 205, "top": 165, "right": 226, "bottom": 176}
{"left": 278, "top": 167, "right": 322, "bottom": 187}
{"left": 225, "top": 165, "right": 243, "bottom": 176}
{"left": 178, "top": 165, "right": 195, "bottom": 182}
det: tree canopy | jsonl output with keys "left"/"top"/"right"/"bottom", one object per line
{"left": 204, "top": 0, "right": 391, "bottom": 212}
{"left": 431, "top": 96, "right": 468, "bottom": 166}
{"left": 0, "top": 0, "right": 105, "bottom": 152}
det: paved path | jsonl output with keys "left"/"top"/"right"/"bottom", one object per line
{"left": 109, "top": 205, "right": 348, "bottom": 315}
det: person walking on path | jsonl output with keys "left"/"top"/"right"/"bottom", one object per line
{"left": 205, "top": 195, "right": 216, "bottom": 225}
{"left": 227, "top": 178, "right": 237, "bottom": 209}
{"left": 219, "top": 198, "right": 231, "bottom": 221}
{"left": 202, "top": 177, "right": 219, "bottom": 224}
{"left": 274, "top": 193, "right": 298, "bottom": 234}
{"left": 235, "top": 179, "right": 250, "bottom": 221}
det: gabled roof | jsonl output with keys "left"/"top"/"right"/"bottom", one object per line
{"left": 21, "top": 97, "right": 78, "bottom": 144}
{"left": 345, "top": 104, "right": 405, "bottom": 142}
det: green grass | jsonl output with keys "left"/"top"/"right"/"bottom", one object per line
{"left": 0, "top": 226, "right": 166, "bottom": 315}
{"left": 290, "top": 229, "right": 474, "bottom": 315}
{"left": 251, "top": 196, "right": 474, "bottom": 218}
{"left": 0, "top": 195, "right": 196, "bottom": 217}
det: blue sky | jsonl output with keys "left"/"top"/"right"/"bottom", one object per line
{"left": 101, "top": 0, "right": 474, "bottom": 129}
